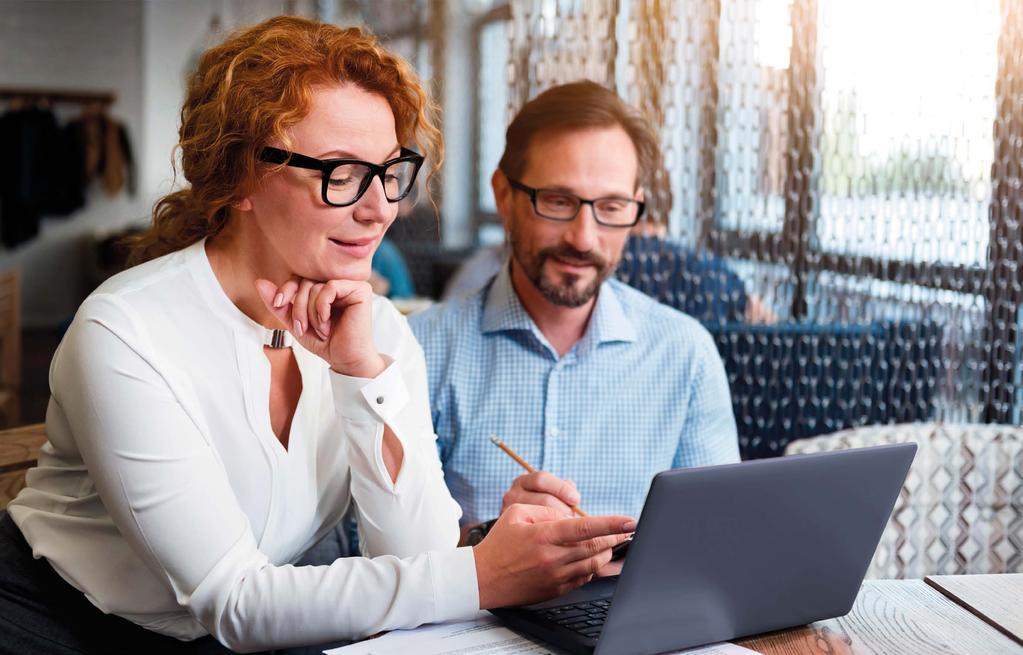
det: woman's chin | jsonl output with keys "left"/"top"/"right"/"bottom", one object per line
{"left": 323, "top": 264, "right": 372, "bottom": 283}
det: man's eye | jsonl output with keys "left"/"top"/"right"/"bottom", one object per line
{"left": 599, "top": 201, "right": 627, "bottom": 213}
{"left": 329, "top": 177, "right": 354, "bottom": 188}
{"left": 545, "top": 195, "right": 574, "bottom": 208}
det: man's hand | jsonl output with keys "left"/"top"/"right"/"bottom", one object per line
{"left": 502, "top": 471, "right": 582, "bottom": 517}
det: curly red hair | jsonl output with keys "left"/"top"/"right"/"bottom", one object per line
{"left": 128, "top": 15, "right": 441, "bottom": 264}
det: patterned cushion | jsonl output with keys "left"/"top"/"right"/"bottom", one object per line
{"left": 785, "top": 423, "right": 1023, "bottom": 579}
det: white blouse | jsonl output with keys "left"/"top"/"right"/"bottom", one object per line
{"left": 7, "top": 240, "right": 479, "bottom": 651}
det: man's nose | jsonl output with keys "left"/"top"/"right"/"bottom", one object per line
{"left": 563, "top": 202, "right": 600, "bottom": 252}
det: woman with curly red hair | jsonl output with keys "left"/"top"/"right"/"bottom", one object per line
{"left": 0, "top": 16, "right": 633, "bottom": 655}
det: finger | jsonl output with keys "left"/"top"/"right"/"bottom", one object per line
{"left": 546, "top": 516, "right": 637, "bottom": 546}
{"left": 503, "top": 491, "right": 574, "bottom": 517}
{"left": 557, "top": 549, "right": 614, "bottom": 584}
{"left": 276, "top": 277, "right": 302, "bottom": 308}
{"left": 596, "top": 560, "right": 624, "bottom": 578}
{"left": 518, "top": 472, "right": 582, "bottom": 507}
{"left": 254, "top": 279, "right": 291, "bottom": 330}
{"left": 557, "top": 532, "right": 629, "bottom": 564}
{"left": 313, "top": 282, "right": 335, "bottom": 327}
{"left": 291, "top": 279, "right": 316, "bottom": 338}
{"left": 322, "top": 279, "right": 374, "bottom": 311}
{"left": 307, "top": 283, "right": 330, "bottom": 340}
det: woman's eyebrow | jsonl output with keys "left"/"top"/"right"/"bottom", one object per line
{"left": 315, "top": 145, "right": 402, "bottom": 160}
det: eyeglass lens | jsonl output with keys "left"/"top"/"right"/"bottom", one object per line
{"left": 326, "top": 160, "right": 418, "bottom": 205}
{"left": 534, "top": 190, "right": 638, "bottom": 226}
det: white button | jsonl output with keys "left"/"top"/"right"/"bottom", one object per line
{"left": 546, "top": 427, "right": 560, "bottom": 437}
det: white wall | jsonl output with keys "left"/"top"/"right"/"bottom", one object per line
{"left": 0, "top": 0, "right": 311, "bottom": 327}
{"left": 0, "top": 0, "right": 146, "bottom": 327}
{"left": 141, "top": 0, "right": 215, "bottom": 210}
{"left": 141, "top": 0, "right": 321, "bottom": 210}
{"left": 439, "top": 0, "right": 474, "bottom": 248}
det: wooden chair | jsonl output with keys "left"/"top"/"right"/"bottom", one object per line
{"left": 0, "top": 269, "right": 21, "bottom": 428}
{"left": 0, "top": 423, "right": 46, "bottom": 508}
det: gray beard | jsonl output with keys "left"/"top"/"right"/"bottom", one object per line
{"left": 534, "top": 266, "right": 603, "bottom": 307}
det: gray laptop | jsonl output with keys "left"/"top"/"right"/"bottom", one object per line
{"left": 491, "top": 443, "right": 916, "bottom": 655}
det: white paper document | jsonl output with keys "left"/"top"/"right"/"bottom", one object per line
{"left": 324, "top": 613, "right": 761, "bottom": 655}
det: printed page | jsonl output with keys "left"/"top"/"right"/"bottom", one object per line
{"left": 325, "top": 613, "right": 762, "bottom": 655}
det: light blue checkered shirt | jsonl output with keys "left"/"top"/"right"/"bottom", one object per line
{"left": 410, "top": 263, "right": 740, "bottom": 525}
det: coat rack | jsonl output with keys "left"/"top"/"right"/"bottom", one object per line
{"left": 0, "top": 87, "right": 115, "bottom": 107}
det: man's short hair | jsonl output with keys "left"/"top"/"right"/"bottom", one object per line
{"left": 498, "top": 80, "right": 661, "bottom": 191}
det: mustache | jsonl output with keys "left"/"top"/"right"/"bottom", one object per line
{"left": 538, "top": 245, "right": 607, "bottom": 269}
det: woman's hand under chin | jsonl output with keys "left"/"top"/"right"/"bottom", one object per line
{"left": 255, "top": 276, "right": 387, "bottom": 379}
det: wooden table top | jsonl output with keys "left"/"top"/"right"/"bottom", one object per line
{"left": 0, "top": 422, "right": 47, "bottom": 508}
{"left": 0, "top": 422, "right": 46, "bottom": 473}
{"left": 735, "top": 579, "right": 1023, "bottom": 654}
{"left": 926, "top": 574, "right": 1023, "bottom": 648}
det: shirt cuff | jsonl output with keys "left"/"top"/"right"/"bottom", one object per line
{"left": 330, "top": 358, "right": 410, "bottom": 424}
{"left": 429, "top": 546, "right": 481, "bottom": 621}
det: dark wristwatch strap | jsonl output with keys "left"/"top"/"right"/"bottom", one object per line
{"left": 465, "top": 517, "right": 499, "bottom": 546}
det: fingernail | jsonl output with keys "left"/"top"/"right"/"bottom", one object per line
{"left": 315, "top": 326, "right": 328, "bottom": 341}
{"left": 293, "top": 320, "right": 303, "bottom": 337}
{"left": 273, "top": 293, "right": 284, "bottom": 308}
{"left": 623, "top": 520, "right": 637, "bottom": 532}
{"left": 319, "top": 308, "right": 329, "bottom": 323}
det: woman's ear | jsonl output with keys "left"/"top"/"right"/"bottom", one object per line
{"left": 232, "top": 197, "right": 254, "bottom": 212}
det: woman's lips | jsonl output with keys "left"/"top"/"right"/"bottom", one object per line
{"left": 329, "top": 236, "right": 378, "bottom": 258}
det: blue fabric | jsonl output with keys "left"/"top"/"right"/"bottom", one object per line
{"left": 371, "top": 237, "right": 415, "bottom": 298}
{"left": 706, "top": 320, "right": 942, "bottom": 459}
{"left": 616, "top": 235, "right": 749, "bottom": 324}
{"left": 410, "top": 263, "right": 740, "bottom": 525}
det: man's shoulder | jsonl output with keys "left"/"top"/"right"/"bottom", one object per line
{"left": 607, "top": 279, "right": 719, "bottom": 353}
{"left": 608, "top": 279, "right": 706, "bottom": 330}
{"left": 409, "top": 287, "right": 486, "bottom": 343}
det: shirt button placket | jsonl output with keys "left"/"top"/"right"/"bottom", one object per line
{"left": 543, "top": 360, "right": 563, "bottom": 472}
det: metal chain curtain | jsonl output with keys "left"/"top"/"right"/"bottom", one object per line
{"left": 502, "top": 0, "right": 1020, "bottom": 458}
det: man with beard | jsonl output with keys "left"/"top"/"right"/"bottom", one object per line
{"left": 410, "top": 81, "right": 739, "bottom": 543}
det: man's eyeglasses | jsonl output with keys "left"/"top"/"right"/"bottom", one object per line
{"left": 505, "top": 177, "right": 645, "bottom": 228}
{"left": 259, "top": 146, "right": 424, "bottom": 208}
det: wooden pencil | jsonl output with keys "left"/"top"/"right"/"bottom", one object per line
{"left": 489, "top": 435, "right": 588, "bottom": 517}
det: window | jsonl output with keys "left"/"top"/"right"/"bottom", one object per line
{"left": 471, "top": 2, "right": 512, "bottom": 238}
{"left": 715, "top": 0, "right": 792, "bottom": 234}
{"left": 814, "top": 0, "right": 997, "bottom": 266}
{"left": 475, "top": 17, "right": 509, "bottom": 214}
{"left": 710, "top": 0, "right": 997, "bottom": 284}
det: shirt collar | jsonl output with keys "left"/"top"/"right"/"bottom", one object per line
{"left": 481, "top": 260, "right": 637, "bottom": 348}
{"left": 481, "top": 260, "right": 535, "bottom": 335}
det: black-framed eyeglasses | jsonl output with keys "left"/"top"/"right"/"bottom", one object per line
{"left": 259, "top": 146, "right": 425, "bottom": 208}
{"left": 505, "top": 177, "right": 645, "bottom": 228}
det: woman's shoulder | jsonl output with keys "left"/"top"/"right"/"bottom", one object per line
{"left": 91, "top": 246, "right": 195, "bottom": 299}
{"left": 73, "top": 245, "right": 203, "bottom": 338}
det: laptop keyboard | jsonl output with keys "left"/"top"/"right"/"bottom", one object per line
{"left": 538, "top": 599, "right": 611, "bottom": 639}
